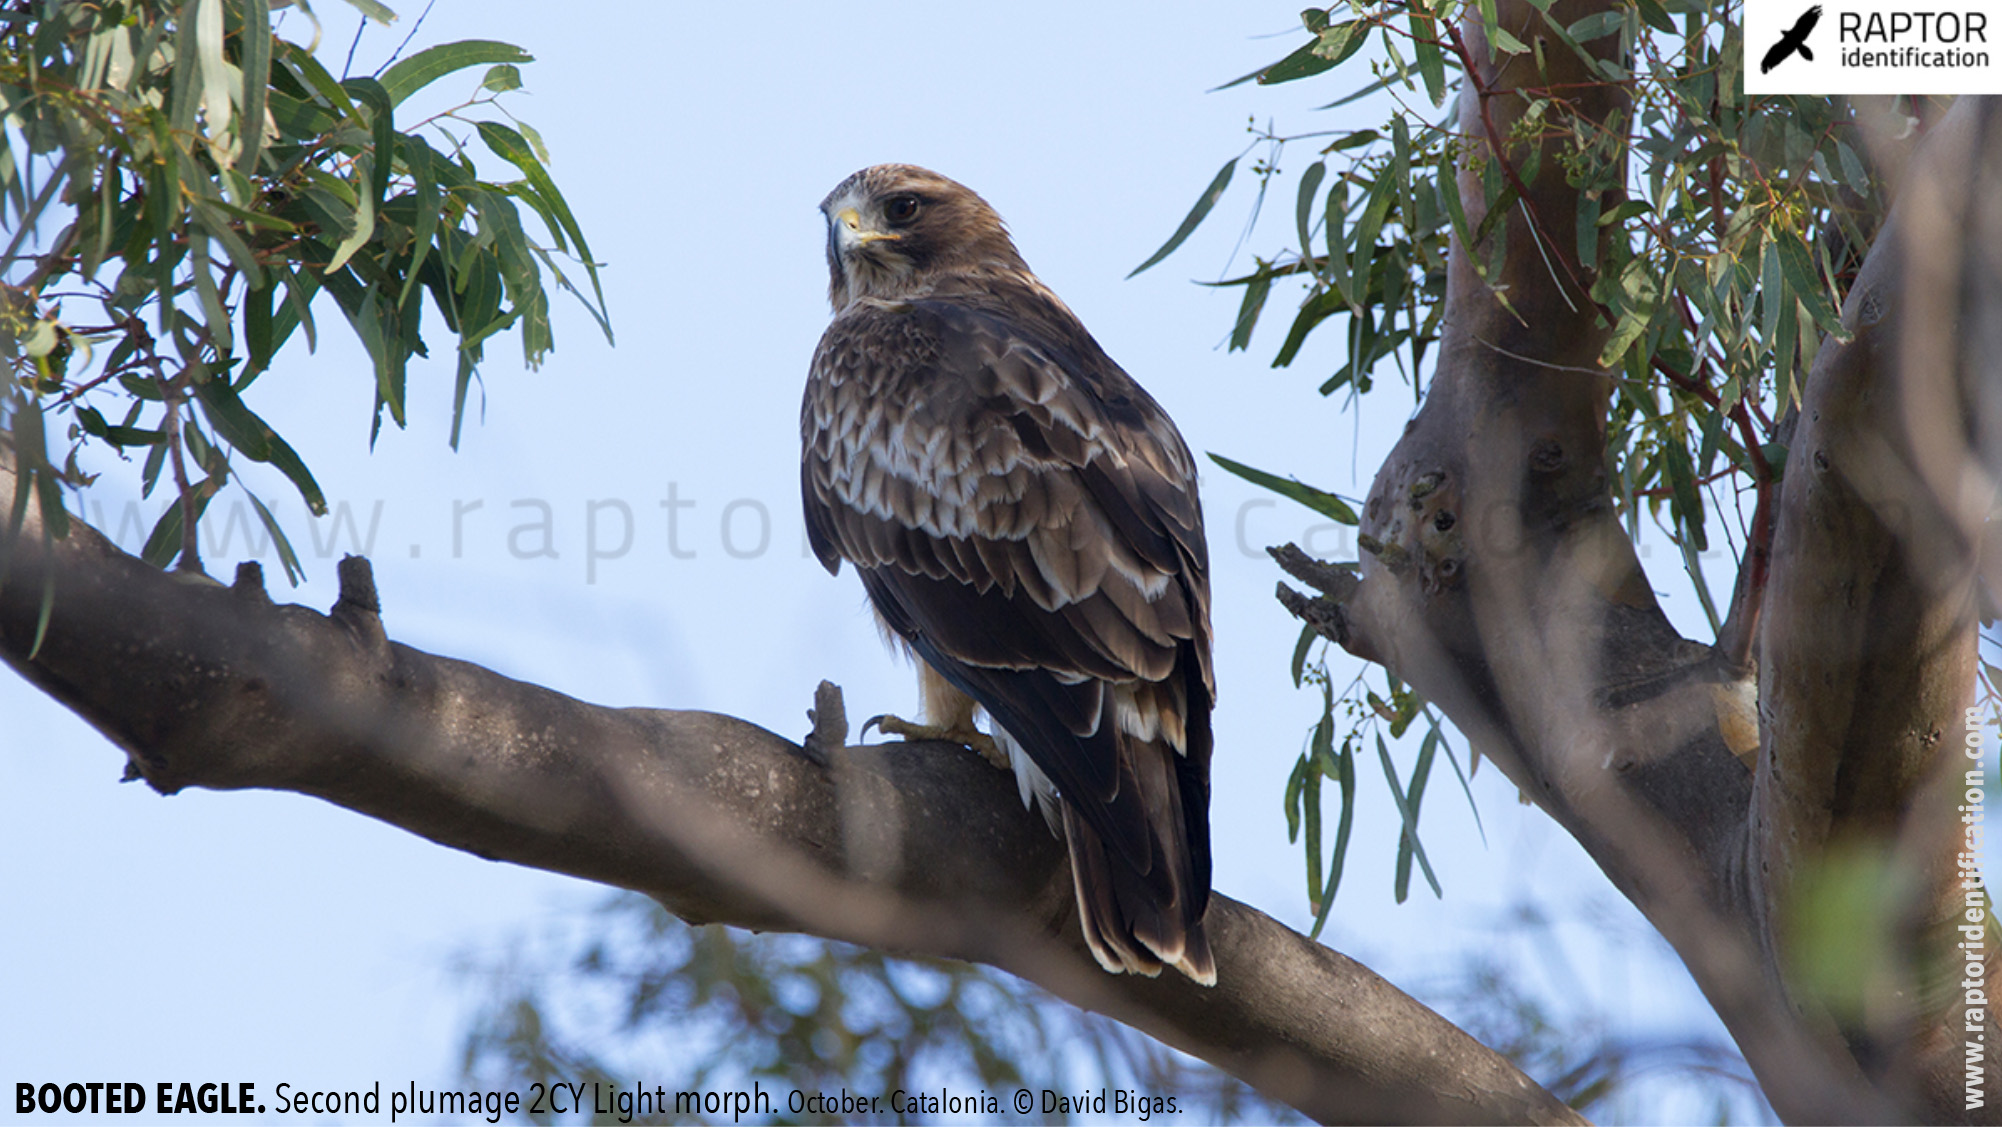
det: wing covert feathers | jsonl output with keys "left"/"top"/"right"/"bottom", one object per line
{"left": 804, "top": 251, "right": 1215, "bottom": 985}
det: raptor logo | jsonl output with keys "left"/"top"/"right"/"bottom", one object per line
{"left": 1763, "top": 5, "right": 1824, "bottom": 71}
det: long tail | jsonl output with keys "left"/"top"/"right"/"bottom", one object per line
{"left": 1063, "top": 737, "right": 1215, "bottom": 986}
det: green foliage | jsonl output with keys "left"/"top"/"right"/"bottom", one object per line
{"left": 458, "top": 893, "right": 1301, "bottom": 1125}
{"left": 1148, "top": 0, "right": 1908, "bottom": 922}
{"left": 1165, "top": 0, "right": 1898, "bottom": 559}
{"left": 1779, "top": 843, "right": 1910, "bottom": 1025}
{"left": 0, "top": 0, "right": 608, "bottom": 580}
{"left": 1209, "top": 452, "right": 1357, "bottom": 526}
{"left": 1283, "top": 658, "right": 1481, "bottom": 936}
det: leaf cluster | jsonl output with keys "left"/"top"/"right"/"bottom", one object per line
{"left": 1, "top": 0, "right": 607, "bottom": 583}
{"left": 1282, "top": 653, "right": 1482, "bottom": 936}
{"left": 1134, "top": 0, "right": 1912, "bottom": 925}
{"left": 1150, "top": 0, "right": 1899, "bottom": 609}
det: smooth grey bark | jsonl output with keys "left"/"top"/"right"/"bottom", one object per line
{"left": 0, "top": 459, "right": 1581, "bottom": 1127}
{"left": 1267, "top": 0, "right": 2001, "bottom": 1118}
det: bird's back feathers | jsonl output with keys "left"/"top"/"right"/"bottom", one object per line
{"left": 804, "top": 227, "right": 1216, "bottom": 984}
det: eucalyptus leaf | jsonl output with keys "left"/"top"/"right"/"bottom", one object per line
{"left": 1208, "top": 452, "right": 1358, "bottom": 525}
{"left": 379, "top": 39, "right": 533, "bottom": 106}
{"left": 1128, "top": 158, "right": 1235, "bottom": 278}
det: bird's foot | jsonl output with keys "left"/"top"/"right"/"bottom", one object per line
{"left": 862, "top": 713, "right": 1010, "bottom": 771}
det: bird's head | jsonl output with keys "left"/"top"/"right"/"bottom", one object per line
{"left": 819, "top": 164, "right": 1029, "bottom": 311}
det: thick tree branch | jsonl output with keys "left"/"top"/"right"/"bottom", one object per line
{"left": 0, "top": 458, "right": 1580, "bottom": 1127}
{"left": 1756, "top": 97, "right": 2002, "bottom": 1115}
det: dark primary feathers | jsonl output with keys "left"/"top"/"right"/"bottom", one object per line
{"left": 1761, "top": 5, "right": 1821, "bottom": 72}
{"left": 802, "top": 164, "right": 1217, "bottom": 984}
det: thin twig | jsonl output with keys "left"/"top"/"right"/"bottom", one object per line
{"left": 341, "top": 15, "right": 365, "bottom": 80}
{"left": 378, "top": 0, "right": 437, "bottom": 76}
{"left": 1438, "top": 19, "right": 1597, "bottom": 310}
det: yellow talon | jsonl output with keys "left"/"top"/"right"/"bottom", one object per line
{"left": 863, "top": 713, "right": 1010, "bottom": 771}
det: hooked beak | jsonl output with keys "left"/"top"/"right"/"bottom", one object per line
{"left": 834, "top": 206, "right": 900, "bottom": 247}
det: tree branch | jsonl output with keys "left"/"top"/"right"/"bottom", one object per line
{"left": 1265, "top": 1, "right": 2000, "bottom": 1120}
{"left": 0, "top": 456, "right": 1581, "bottom": 1127}
{"left": 1755, "top": 96, "right": 2002, "bottom": 1116}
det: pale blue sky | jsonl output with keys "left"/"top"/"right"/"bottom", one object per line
{"left": 2, "top": 3, "right": 1787, "bottom": 1121}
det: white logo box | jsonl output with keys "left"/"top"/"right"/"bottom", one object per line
{"left": 1744, "top": 0, "right": 2002, "bottom": 94}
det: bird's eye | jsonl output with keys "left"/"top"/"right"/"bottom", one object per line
{"left": 883, "top": 194, "right": 921, "bottom": 224}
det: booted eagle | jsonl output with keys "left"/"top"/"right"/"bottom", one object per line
{"left": 801, "top": 165, "right": 1217, "bottom": 985}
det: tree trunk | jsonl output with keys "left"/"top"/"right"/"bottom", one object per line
{"left": 1270, "top": 1, "right": 2002, "bottom": 1117}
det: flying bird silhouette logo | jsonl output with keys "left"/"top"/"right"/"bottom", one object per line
{"left": 1762, "top": 5, "right": 1823, "bottom": 72}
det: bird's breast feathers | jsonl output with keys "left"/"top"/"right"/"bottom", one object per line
{"left": 812, "top": 326, "right": 1109, "bottom": 512}
{"left": 803, "top": 163, "right": 1216, "bottom": 984}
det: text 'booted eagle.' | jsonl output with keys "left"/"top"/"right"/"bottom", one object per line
{"left": 801, "top": 165, "right": 1217, "bottom": 985}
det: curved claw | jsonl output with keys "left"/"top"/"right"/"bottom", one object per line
{"left": 859, "top": 713, "right": 890, "bottom": 740}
